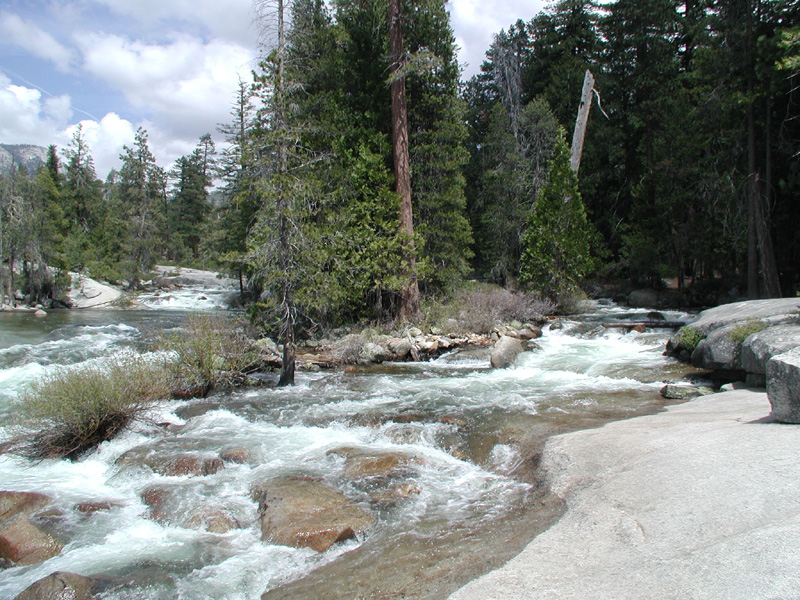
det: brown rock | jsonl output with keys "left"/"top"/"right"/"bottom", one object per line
{"left": 0, "top": 492, "right": 50, "bottom": 521}
{"left": 160, "top": 456, "right": 202, "bottom": 476}
{"left": 254, "top": 476, "right": 374, "bottom": 552}
{"left": 369, "top": 482, "right": 422, "bottom": 508}
{"left": 439, "top": 415, "right": 470, "bottom": 428}
{"left": 390, "top": 412, "right": 425, "bottom": 424}
{"left": 140, "top": 486, "right": 176, "bottom": 524}
{"left": 0, "top": 515, "right": 62, "bottom": 566}
{"left": 185, "top": 509, "right": 241, "bottom": 534}
{"left": 120, "top": 450, "right": 225, "bottom": 477}
{"left": 341, "top": 453, "right": 415, "bottom": 481}
{"left": 0, "top": 492, "right": 62, "bottom": 566}
{"left": 517, "top": 326, "right": 543, "bottom": 340}
{"left": 12, "top": 571, "right": 94, "bottom": 600}
{"left": 74, "top": 502, "right": 114, "bottom": 515}
{"left": 202, "top": 458, "right": 224, "bottom": 476}
{"left": 220, "top": 448, "right": 250, "bottom": 464}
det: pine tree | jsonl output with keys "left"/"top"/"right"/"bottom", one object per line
{"left": 117, "top": 128, "right": 166, "bottom": 286}
{"left": 520, "top": 129, "right": 594, "bottom": 301}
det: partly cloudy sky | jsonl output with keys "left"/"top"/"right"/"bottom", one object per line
{"left": 1, "top": 0, "right": 546, "bottom": 179}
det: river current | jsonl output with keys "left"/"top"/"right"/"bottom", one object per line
{"left": 0, "top": 288, "right": 696, "bottom": 599}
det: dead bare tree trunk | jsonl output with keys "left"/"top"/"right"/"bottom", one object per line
{"left": 570, "top": 70, "right": 595, "bottom": 174}
{"left": 389, "top": 0, "right": 420, "bottom": 320}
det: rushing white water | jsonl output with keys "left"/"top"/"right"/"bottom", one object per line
{"left": 137, "top": 288, "right": 237, "bottom": 311}
{"left": 0, "top": 302, "right": 694, "bottom": 599}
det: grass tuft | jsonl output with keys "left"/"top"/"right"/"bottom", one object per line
{"left": 8, "top": 353, "right": 171, "bottom": 460}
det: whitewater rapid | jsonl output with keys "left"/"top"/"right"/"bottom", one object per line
{"left": 0, "top": 302, "right": 694, "bottom": 599}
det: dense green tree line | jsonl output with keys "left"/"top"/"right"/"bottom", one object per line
{"left": 467, "top": 0, "right": 799, "bottom": 300}
{"left": 2, "top": 0, "right": 797, "bottom": 321}
{"left": 0, "top": 126, "right": 217, "bottom": 303}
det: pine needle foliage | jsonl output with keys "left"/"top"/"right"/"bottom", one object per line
{"left": 520, "top": 129, "right": 594, "bottom": 301}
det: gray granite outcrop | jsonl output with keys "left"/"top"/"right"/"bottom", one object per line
{"left": 767, "top": 349, "right": 800, "bottom": 423}
{"left": 666, "top": 298, "right": 800, "bottom": 420}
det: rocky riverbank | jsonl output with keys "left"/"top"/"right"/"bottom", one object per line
{"left": 449, "top": 387, "right": 800, "bottom": 600}
{"left": 665, "top": 298, "right": 800, "bottom": 421}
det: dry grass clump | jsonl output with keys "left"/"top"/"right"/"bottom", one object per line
{"left": 8, "top": 353, "right": 171, "bottom": 460}
{"left": 449, "top": 284, "right": 556, "bottom": 334}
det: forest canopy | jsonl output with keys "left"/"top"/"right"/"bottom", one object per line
{"left": 2, "top": 0, "right": 798, "bottom": 325}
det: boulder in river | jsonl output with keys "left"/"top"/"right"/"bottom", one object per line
{"left": 490, "top": 335, "right": 524, "bottom": 369}
{"left": 660, "top": 384, "right": 715, "bottom": 400}
{"left": 12, "top": 571, "right": 96, "bottom": 600}
{"left": 690, "top": 324, "right": 744, "bottom": 372}
{"left": 253, "top": 476, "right": 374, "bottom": 552}
{"left": 0, "top": 491, "right": 63, "bottom": 566}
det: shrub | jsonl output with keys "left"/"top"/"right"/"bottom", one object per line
{"left": 8, "top": 353, "right": 171, "bottom": 460}
{"left": 728, "top": 319, "right": 767, "bottom": 344}
{"left": 677, "top": 326, "right": 704, "bottom": 353}
{"left": 156, "top": 313, "right": 260, "bottom": 394}
{"left": 417, "top": 283, "right": 556, "bottom": 334}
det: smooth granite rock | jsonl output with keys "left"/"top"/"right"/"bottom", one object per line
{"left": 490, "top": 336, "right": 524, "bottom": 369}
{"left": 742, "top": 325, "right": 800, "bottom": 375}
{"left": 449, "top": 390, "right": 800, "bottom": 600}
{"left": 767, "top": 349, "right": 800, "bottom": 423}
{"left": 690, "top": 324, "right": 743, "bottom": 371}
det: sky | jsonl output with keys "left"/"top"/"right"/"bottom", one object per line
{"left": 0, "top": 0, "right": 546, "bottom": 179}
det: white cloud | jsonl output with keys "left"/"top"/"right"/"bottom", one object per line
{"left": 0, "top": 11, "right": 77, "bottom": 72}
{"left": 77, "top": 33, "right": 256, "bottom": 139}
{"left": 0, "top": 74, "right": 71, "bottom": 143}
{"left": 66, "top": 113, "right": 137, "bottom": 178}
{"left": 0, "top": 74, "right": 134, "bottom": 179}
{"left": 86, "top": 0, "right": 259, "bottom": 47}
{"left": 446, "top": 0, "right": 546, "bottom": 79}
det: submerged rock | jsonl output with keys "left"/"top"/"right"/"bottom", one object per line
{"left": 140, "top": 485, "right": 241, "bottom": 533}
{"left": 117, "top": 449, "right": 225, "bottom": 477}
{"left": 253, "top": 476, "right": 374, "bottom": 552}
{"left": 660, "top": 384, "right": 715, "bottom": 400}
{"left": 12, "top": 571, "right": 95, "bottom": 600}
{"left": 0, "top": 491, "right": 62, "bottom": 566}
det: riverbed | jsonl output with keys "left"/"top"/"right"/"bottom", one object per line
{"left": 0, "top": 291, "right": 698, "bottom": 599}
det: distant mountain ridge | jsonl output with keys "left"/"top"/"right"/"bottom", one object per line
{"left": 0, "top": 144, "right": 48, "bottom": 176}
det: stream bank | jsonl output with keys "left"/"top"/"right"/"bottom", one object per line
{"left": 1, "top": 294, "right": 700, "bottom": 599}
{"left": 449, "top": 388, "right": 800, "bottom": 600}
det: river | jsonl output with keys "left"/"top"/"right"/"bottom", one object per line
{"left": 0, "top": 288, "right": 697, "bottom": 599}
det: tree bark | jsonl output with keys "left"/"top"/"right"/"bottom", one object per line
{"left": 745, "top": 0, "right": 780, "bottom": 298}
{"left": 389, "top": 0, "right": 420, "bottom": 320}
{"left": 275, "top": 0, "right": 296, "bottom": 386}
{"left": 570, "top": 69, "right": 595, "bottom": 174}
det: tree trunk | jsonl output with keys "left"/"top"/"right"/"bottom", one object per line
{"left": 570, "top": 69, "right": 595, "bottom": 174}
{"left": 275, "top": 0, "right": 296, "bottom": 386}
{"left": 389, "top": 0, "right": 420, "bottom": 320}
{"left": 745, "top": 0, "right": 780, "bottom": 298}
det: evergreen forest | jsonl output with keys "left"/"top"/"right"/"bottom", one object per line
{"left": 1, "top": 0, "right": 799, "bottom": 327}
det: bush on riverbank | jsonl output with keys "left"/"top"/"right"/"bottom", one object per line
{"left": 7, "top": 353, "right": 171, "bottom": 460}
{"left": 156, "top": 313, "right": 262, "bottom": 395}
{"left": 418, "top": 283, "right": 555, "bottom": 334}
